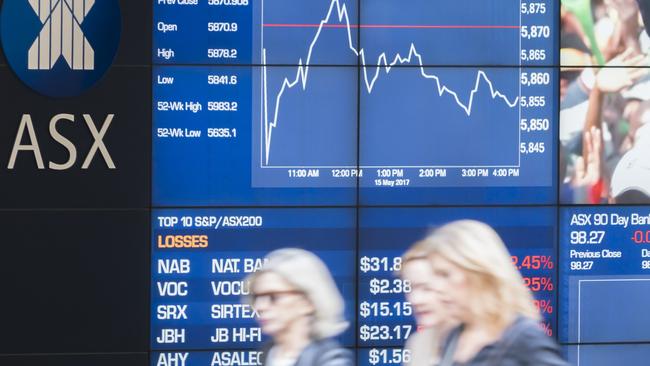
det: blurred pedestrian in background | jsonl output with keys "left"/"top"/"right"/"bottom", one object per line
{"left": 400, "top": 243, "right": 456, "bottom": 365}
{"left": 245, "top": 248, "right": 352, "bottom": 366}
{"left": 409, "top": 220, "right": 567, "bottom": 366}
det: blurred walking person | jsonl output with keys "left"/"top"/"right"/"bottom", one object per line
{"left": 400, "top": 241, "right": 457, "bottom": 365}
{"left": 246, "top": 248, "right": 352, "bottom": 366}
{"left": 423, "top": 220, "right": 568, "bottom": 366}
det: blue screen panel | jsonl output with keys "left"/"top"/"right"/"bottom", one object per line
{"left": 361, "top": 0, "right": 555, "bottom": 66}
{"left": 359, "top": 207, "right": 557, "bottom": 347}
{"left": 154, "top": 0, "right": 253, "bottom": 64}
{"left": 152, "top": 66, "right": 357, "bottom": 205}
{"left": 151, "top": 208, "right": 356, "bottom": 350}
{"left": 559, "top": 206, "right": 650, "bottom": 343}
{"left": 153, "top": 0, "right": 558, "bottom": 206}
{"left": 358, "top": 67, "right": 557, "bottom": 205}
{"left": 564, "top": 345, "right": 650, "bottom": 366}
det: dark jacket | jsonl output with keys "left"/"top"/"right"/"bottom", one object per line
{"left": 439, "top": 317, "right": 569, "bottom": 366}
{"left": 261, "top": 339, "right": 353, "bottom": 366}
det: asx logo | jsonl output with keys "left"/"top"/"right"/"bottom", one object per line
{"left": 1, "top": 0, "right": 121, "bottom": 97}
{"left": 8, "top": 113, "right": 116, "bottom": 170}
{"left": 27, "top": 0, "right": 96, "bottom": 71}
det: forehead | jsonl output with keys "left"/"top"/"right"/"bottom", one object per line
{"left": 430, "top": 253, "right": 461, "bottom": 271}
{"left": 252, "top": 271, "right": 295, "bottom": 291}
{"left": 402, "top": 258, "right": 433, "bottom": 277}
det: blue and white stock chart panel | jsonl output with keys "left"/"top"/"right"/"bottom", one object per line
{"left": 152, "top": 0, "right": 557, "bottom": 206}
{"left": 560, "top": 207, "right": 650, "bottom": 366}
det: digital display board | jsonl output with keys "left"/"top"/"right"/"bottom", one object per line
{"left": 559, "top": 206, "right": 650, "bottom": 344}
{"left": 5, "top": 0, "right": 650, "bottom": 364}
{"left": 151, "top": 208, "right": 356, "bottom": 351}
{"left": 358, "top": 207, "right": 557, "bottom": 353}
{"left": 145, "top": 0, "right": 650, "bottom": 365}
{"left": 152, "top": 0, "right": 557, "bottom": 206}
{"left": 151, "top": 207, "right": 557, "bottom": 365}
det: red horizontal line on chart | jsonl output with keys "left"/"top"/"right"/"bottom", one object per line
{"left": 263, "top": 24, "right": 520, "bottom": 29}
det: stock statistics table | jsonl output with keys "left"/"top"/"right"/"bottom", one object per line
{"left": 559, "top": 206, "right": 650, "bottom": 365}
{"left": 152, "top": 0, "right": 557, "bottom": 205}
{"left": 151, "top": 207, "right": 556, "bottom": 365}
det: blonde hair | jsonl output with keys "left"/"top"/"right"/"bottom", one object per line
{"left": 401, "top": 240, "right": 434, "bottom": 268}
{"left": 399, "top": 235, "right": 442, "bottom": 279}
{"left": 245, "top": 248, "right": 348, "bottom": 340}
{"left": 420, "top": 220, "right": 539, "bottom": 329}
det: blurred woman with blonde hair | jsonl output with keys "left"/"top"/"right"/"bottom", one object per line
{"left": 399, "top": 240, "right": 457, "bottom": 366}
{"left": 245, "top": 248, "right": 352, "bottom": 366}
{"left": 413, "top": 220, "right": 567, "bottom": 366}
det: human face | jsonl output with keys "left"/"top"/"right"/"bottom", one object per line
{"left": 251, "top": 272, "right": 314, "bottom": 337}
{"left": 430, "top": 254, "right": 472, "bottom": 322}
{"left": 402, "top": 259, "right": 445, "bottom": 329}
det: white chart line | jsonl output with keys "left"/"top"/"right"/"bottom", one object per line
{"left": 262, "top": 0, "right": 520, "bottom": 166}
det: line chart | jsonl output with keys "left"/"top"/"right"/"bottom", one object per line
{"left": 259, "top": 0, "right": 520, "bottom": 168}
{"left": 151, "top": 0, "right": 556, "bottom": 204}
{"left": 262, "top": 48, "right": 520, "bottom": 166}
{"left": 248, "top": 0, "right": 555, "bottom": 196}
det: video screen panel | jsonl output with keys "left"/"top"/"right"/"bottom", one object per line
{"left": 559, "top": 206, "right": 650, "bottom": 343}
{"left": 152, "top": 65, "right": 358, "bottom": 206}
{"left": 151, "top": 206, "right": 557, "bottom": 364}
{"left": 151, "top": 208, "right": 357, "bottom": 351}
{"left": 559, "top": 67, "right": 650, "bottom": 205}
{"left": 360, "top": 0, "right": 555, "bottom": 67}
{"left": 152, "top": 0, "right": 558, "bottom": 206}
{"left": 560, "top": 0, "right": 650, "bottom": 205}
{"left": 147, "top": 0, "right": 650, "bottom": 364}
{"left": 359, "top": 207, "right": 557, "bottom": 351}
{"left": 154, "top": 0, "right": 253, "bottom": 64}
{"left": 358, "top": 66, "right": 556, "bottom": 205}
